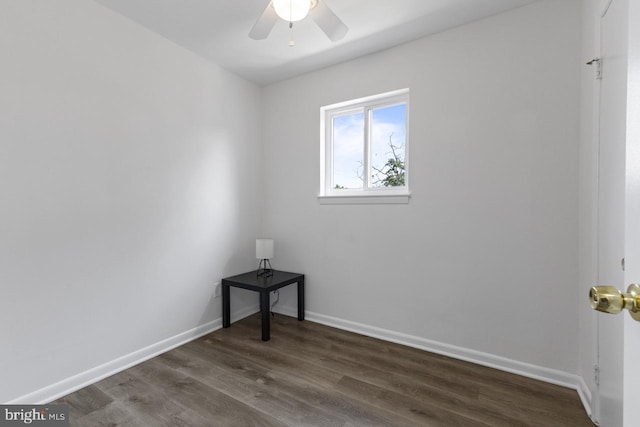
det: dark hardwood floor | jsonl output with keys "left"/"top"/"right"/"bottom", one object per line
{"left": 55, "top": 314, "right": 594, "bottom": 426}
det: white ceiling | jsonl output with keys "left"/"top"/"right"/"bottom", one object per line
{"left": 93, "top": 0, "right": 537, "bottom": 86}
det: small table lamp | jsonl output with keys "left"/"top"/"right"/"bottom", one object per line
{"left": 256, "top": 238, "right": 274, "bottom": 277}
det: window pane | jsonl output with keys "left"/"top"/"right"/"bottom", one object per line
{"left": 332, "top": 112, "right": 364, "bottom": 190}
{"left": 370, "top": 103, "right": 406, "bottom": 188}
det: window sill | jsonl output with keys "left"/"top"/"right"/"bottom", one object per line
{"left": 318, "top": 194, "right": 410, "bottom": 205}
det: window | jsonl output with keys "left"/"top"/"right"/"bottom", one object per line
{"left": 320, "top": 89, "right": 409, "bottom": 204}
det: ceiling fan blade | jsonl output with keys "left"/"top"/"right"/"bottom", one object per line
{"left": 249, "top": 1, "right": 278, "bottom": 40}
{"left": 309, "top": 0, "right": 348, "bottom": 42}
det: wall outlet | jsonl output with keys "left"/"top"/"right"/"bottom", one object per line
{"left": 213, "top": 282, "right": 221, "bottom": 298}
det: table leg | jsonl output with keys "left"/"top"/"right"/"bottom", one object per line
{"left": 260, "top": 291, "right": 270, "bottom": 341}
{"left": 222, "top": 283, "right": 230, "bottom": 328}
{"left": 298, "top": 278, "right": 305, "bottom": 321}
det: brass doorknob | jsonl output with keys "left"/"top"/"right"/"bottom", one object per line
{"left": 589, "top": 284, "right": 640, "bottom": 321}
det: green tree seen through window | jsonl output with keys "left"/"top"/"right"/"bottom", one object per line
{"left": 372, "top": 133, "right": 405, "bottom": 187}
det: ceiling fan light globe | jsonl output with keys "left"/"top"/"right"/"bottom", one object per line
{"left": 272, "top": 0, "right": 311, "bottom": 22}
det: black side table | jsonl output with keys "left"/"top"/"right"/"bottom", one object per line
{"left": 221, "top": 270, "right": 305, "bottom": 341}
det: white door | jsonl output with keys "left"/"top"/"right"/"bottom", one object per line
{"left": 622, "top": 1, "right": 640, "bottom": 425}
{"left": 596, "top": 0, "right": 640, "bottom": 425}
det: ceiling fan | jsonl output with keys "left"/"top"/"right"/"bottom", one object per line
{"left": 249, "top": 0, "right": 348, "bottom": 42}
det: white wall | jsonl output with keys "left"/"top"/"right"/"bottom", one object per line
{"left": 0, "top": 0, "right": 261, "bottom": 403}
{"left": 262, "top": 0, "right": 581, "bottom": 378}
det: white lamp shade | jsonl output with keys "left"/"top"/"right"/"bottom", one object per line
{"left": 272, "top": 0, "right": 311, "bottom": 22}
{"left": 256, "top": 238, "right": 274, "bottom": 260}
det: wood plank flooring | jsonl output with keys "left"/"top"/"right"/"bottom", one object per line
{"left": 55, "top": 314, "right": 594, "bottom": 426}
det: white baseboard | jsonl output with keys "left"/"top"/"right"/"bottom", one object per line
{"left": 576, "top": 375, "right": 595, "bottom": 424}
{"left": 275, "top": 305, "right": 593, "bottom": 419}
{"left": 6, "top": 305, "right": 259, "bottom": 405}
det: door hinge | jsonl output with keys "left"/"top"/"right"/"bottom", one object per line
{"left": 586, "top": 58, "right": 602, "bottom": 80}
{"left": 594, "top": 365, "right": 600, "bottom": 386}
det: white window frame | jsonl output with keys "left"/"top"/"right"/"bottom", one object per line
{"left": 319, "top": 88, "right": 410, "bottom": 204}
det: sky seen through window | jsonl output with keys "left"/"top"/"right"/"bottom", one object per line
{"left": 332, "top": 103, "right": 406, "bottom": 189}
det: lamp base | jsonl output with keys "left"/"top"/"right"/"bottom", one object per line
{"left": 257, "top": 259, "right": 273, "bottom": 277}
